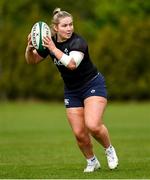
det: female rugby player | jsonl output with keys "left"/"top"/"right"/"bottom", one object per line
{"left": 25, "top": 8, "right": 118, "bottom": 172}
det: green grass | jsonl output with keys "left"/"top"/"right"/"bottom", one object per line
{"left": 0, "top": 101, "right": 150, "bottom": 179}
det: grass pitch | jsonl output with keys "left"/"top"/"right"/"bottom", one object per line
{"left": 0, "top": 101, "right": 150, "bottom": 179}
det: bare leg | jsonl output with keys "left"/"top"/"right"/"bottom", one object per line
{"left": 84, "top": 96, "right": 111, "bottom": 148}
{"left": 66, "top": 107, "right": 94, "bottom": 159}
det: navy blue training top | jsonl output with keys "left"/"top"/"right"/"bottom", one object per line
{"left": 37, "top": 33, "right": 98, "bottom": 90}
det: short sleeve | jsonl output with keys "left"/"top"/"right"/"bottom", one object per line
{"left": 36, "top": 48, "right": 49, "bottom": 58}
{"left": 69, "top": 36, "right": 88, "bottom": 54}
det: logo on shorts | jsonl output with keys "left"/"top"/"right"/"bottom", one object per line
{"left": 64, "top": 99, "right": 69, "bottom": 106}
{"left": 91, "top": 89, "right": 96, "bottom": 94}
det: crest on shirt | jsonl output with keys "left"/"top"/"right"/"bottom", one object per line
{"left": 64, "top": 48, "right": 69, "bottom": 55}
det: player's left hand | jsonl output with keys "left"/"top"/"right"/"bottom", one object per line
{"left": 43, "top": 36, "right": 56, "bottom": 52}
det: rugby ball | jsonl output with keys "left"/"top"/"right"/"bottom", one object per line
{"left": 31, "top": 21, "right": 51, "bottom": 51}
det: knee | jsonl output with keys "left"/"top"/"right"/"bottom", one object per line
{"left": 88, "top": 124, "right": 104, "bottom": 136}
{"left": 74, "top": 129, "right": 88, "bottom": 142}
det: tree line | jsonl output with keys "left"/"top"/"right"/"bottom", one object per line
{"left": 0, "top": 0, "right": 150, "bottom": 101}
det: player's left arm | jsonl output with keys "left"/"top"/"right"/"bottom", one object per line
{"left": 43, "top": 36, "right": 84, "bottom": 70}
{"left": 66, "top": 51, "right": 84, "bottom": 69}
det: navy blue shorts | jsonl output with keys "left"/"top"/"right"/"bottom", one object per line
{"left": 64, "top": 73, "right": 107, "bottom": 108}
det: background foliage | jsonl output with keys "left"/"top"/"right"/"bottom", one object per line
{"left": 0, "top": 0, "right": 150, "bottom": 100}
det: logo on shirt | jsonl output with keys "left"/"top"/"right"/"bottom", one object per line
{"left": 54, "top": 58, "right": 63, "bottom": 66}
{"left": 53, "top": 48, "right": 69, "bottom": 66}
{"left": 64, "top": 48, "right": 69, "bottom": 55}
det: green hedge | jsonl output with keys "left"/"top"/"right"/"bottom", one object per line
{"left": 0, "top": 0, "right": 150, "bottom": 100}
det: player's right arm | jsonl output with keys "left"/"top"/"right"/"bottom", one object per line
{"left": 25, "top": 34, "right": 43, "bottom": 64}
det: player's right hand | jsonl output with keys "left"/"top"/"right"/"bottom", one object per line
{"left": 27, "top": 33, "right": 34, "bottom": 50}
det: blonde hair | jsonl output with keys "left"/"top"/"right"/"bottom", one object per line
{"left": 50, "top": 8, "right": 73, "bottom": 36}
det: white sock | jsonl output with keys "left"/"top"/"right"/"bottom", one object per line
{"left": 106, "top": 145, "right": 112, "bottom": 151}
{"left": 87, "top": 155, "right": 97, "bottom": 165}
